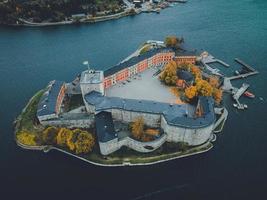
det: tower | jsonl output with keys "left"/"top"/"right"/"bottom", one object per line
{"left": 80, "top": 69, "right": 105, "bottom": 97}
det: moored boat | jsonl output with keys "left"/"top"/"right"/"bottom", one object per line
{"left": 244, "top": 91, "right": 255, "bottom": 98}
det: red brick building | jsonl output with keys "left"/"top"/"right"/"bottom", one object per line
{"left": 103, "top": 48, "right": 175, "bottom": 89}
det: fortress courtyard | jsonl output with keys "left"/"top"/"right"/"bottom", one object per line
{"left": 105, "top": 67, "right": 184, "bottom": 104}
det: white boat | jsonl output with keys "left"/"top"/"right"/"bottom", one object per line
{"left": 233, "top": 103, "right": 238, "bottom": 108}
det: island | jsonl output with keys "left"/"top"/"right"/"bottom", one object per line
{"left": 14, "top": 36, "right": 229, "bottom": 166}
{"left": 0, "top": 0, "right": 185, "bottom": 26}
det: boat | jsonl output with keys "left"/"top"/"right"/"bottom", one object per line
{"left": 233, "top": 103, "right": 238, "bottom": 108}
{"left": 234, "top": 70, "right": 240, "bottom": 75}
{"left": 244, "top": 91, "right": 255, "bottom": 98}
{"left": 244, "top": 104, "right": 248, "bottom": 109}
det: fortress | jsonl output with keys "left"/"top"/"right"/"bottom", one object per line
{"left": 36, "top": 43, "right": 227, "bottom": 155}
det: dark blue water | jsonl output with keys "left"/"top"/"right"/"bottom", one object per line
{"left": 1, "top": 0, "right": 267, "bottom": 199}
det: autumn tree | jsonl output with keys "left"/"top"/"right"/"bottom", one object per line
{"left": 42, "top": 126, "right": 58, "bottom": 145}
{"left": 213, "top": 88, "right": 223, "bottom": 104}
{"left": 74, "top": 131, "right": 95, "bottom": 154}
{"left": 131, "top": 117, "right": 145, "bottom": 140}
{"left": 164, "top": 36, "right": 183, "bottom": 49}
{"left": 209, "top": 76, "right": 220, "bottom": 88}
{"left": 185, "top": 85, "right": 197, "bottom": 99}
{"left": 17, "top": 131, "right": 37, "bottom": 146}
{"left": 56, "top": 128, "right": 73, "bottom": 147}
{"left": 196, "top": 79, "right": 213, "bottom": 96}
{"left": 160, "top": 61, "right": 178, "bottom": 85}
{"left": 190, "top": 65, "right": 202, "bottom": 79}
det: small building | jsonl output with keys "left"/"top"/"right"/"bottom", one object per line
{"left": 71, "top": 13, "right": 86, "bottom": 19}
{"left": 175, "top": 51, "right": 197, "bottom": 65}
{"left": 103, "top": 48, "right": 174, "bottom": 89}
{"left": 176, "top": 70, "right": 194, "bottom": 89}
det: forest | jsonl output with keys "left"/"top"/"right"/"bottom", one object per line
{"left": 0, "top": 0, "right": 124, "bottom": 24}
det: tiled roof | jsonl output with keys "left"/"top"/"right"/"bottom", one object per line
{"left": 95, "top": 111, "right": 117, "bottom": 143}
{"left": 85, "top": 92, "right": 215, "bottom": 129}
{"left": 37, "top": 80, "right": 64, "bottom": 117}
{"left": 104, "top": 48, "right": 173, "bottom": 77}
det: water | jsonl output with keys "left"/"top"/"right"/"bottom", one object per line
{"left": 0, "top": 0, "right": 267, "bottom": 199}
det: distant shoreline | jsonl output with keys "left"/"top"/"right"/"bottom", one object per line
{"left": 13, "top": 10, "right": 133, "bottom": 27}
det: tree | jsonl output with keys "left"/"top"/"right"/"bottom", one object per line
{"left": 213, "top": 88, "right": 223, "bottom": 104}
{"left": 160, "top": 61, "right": 177, "bottom": 85}
{"left": 209, "top": 76, "right": 220, "bottom": 88}
{"left": 17, "top": 131, "right": 37, "bottom": 146}
{"left": 190, "top": 65, "right": 202, "bottom": 79}
{"left": 185, "top": 85, "right": 197, "bottom": 99}
{"left": 164, "top": 36, "right": 183, "bottom": 49}
{"left": 196, "top": 79, "right": 213, "bottom": 96}
{"left": 74, "top": 131, "right": 95, "bottom": 154}
{"left": 131, "top": 117, "right": 144, "bottom": 140}
{"left": 42, "top": 126, "right": 58, "bottom": 145}
{"left": 56, "top": 128, "right": 73, "bottom": 147}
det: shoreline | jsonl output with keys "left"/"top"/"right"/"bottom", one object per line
{"left": 13, "top": 10, "right": 133, "bottom": 27}
{"left": 14, "top": 89, "right": 214, "bottom": 167}
{"left": 2, "top": 1, "right": 176, "bottom": 27}
{"left": 16, "top": 138, "right": 213, "bottom": 167}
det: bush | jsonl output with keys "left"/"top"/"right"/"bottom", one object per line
{"left": 17, "top": 131, "right": 37, "bottom": 146}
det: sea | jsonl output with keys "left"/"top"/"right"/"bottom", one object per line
{"left": 0, "top": 0, "right": 267, "bottom": 199}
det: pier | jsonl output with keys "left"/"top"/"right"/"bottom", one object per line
{"left": 230, "top": 83, "right": 250, "bottom": 110}
{"left": 201, "top": 54, "right": 230, "bottom": 67}
{"left": 227, "top": 58, "right": 259, "bottom": 80}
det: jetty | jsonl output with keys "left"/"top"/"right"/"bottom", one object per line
{"left": 227, "top": 58, "right": 259, "bottom": 80}
{"left": 232, "top": 83, "right": 250, "bottom": 108}
{"left": 201, "top": 54, "right": 230, "bottom": 68}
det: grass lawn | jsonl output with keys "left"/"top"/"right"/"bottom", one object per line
{"left": 15, "top": 90, "right": 45, "bottom": 137}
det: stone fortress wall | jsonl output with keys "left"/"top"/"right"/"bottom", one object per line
{"left": 37, "top": 45, "right": 226, "bottom": 156}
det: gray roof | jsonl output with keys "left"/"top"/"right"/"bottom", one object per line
{"left": 104, "top": 48, "right": 173, "bottom": 77}
{"left": 176, "top": 50, "right": 197, "bottom": 57}
{"left": 95, "top": 111, "right": 117, "bottom": 142}
{"left": 80, "top": 70, "right": 103, "bottom": 84}
{"left": 85, "top": 92, "right": 215, "bottom": 129}
{"left": 37, "top": 80, "right": 64, "bottom": 117}
{"left": 177, "top": 70, "right": 194, "bottom": 82}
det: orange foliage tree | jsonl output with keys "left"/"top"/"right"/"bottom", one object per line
{"left": 74, "top": 131, "right": 95, "bottom": 154}
{"left": 165, "top": 36, "right": 183, "bottom": 49}
{"left": 160, "top": 61, "right": 177, "bottom": 85}
{"left": 209, "top": 76, "right": 220, "bottom": 88}
{"left": 56, "top": 128, "right": 73, "bottom": 147}
{"left": 196, "top": 79, "right": 213, "bottom": 96}
{"left": 190, "top": 65, "right": 202, "bottom": 79}
{"left": 130, "top": 117, "right": 145, "bottom": 140}
{"left": 42, "top": 126, "right": 58, "bottom": 145}
{"left": 213, "top": 88, "right": 223, "bottom": 104}
{"left": 185, "top": 86, "right": 197, "bottom": 99}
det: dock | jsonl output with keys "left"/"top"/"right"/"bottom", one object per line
{"left": 232, "top": 83, "right": 250, "bottom": 110}
{"left": 235, "top": 58, "right": 258, "bottom": 72}
{"left": 201, "top": 54, "right": 230, "bottom": 67}
{"left": 227, "top": 58, "right": 259, "bottom": 80}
